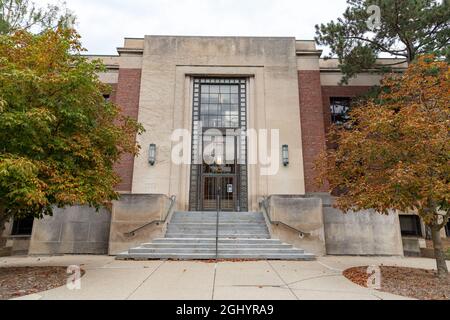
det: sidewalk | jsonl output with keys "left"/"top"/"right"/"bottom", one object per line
{"left": 1, "top": 255, "right": 446, "bottom": 300}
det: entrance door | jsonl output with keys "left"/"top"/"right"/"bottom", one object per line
{"left": 201, "top": 133, "right": 237, "bottom": 211}
{"left": 189, "top": 78, "right": 248, "bottom": 212}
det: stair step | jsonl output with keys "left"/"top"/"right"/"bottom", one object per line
{"left": 169, "top": 221, "right": 267, "bottom": 228}
{"left": 168, "top": 225, "right": 267, "bottom": 230}
{"left": 129, "top": 248, "right": 305, "bottom": 255}
{"left": 167, "top": 230, "right": 269, "bottom": 238}
{"left": 173, "top": 213, "right": 263, "bottom": 219}
{"left": 141, "top": 242, "right": 293, "bottom": 250}
{"left": 117, "top": 253, "right": 316, "bottom": 261}
{"left": 129, "top": 246, "right": 305, "bottom": 254}
{"left": 166, "top": 234, "right": 271, "bottom": 239}
{"left": 150, "top": 238, "right": 283, "bottom": 244}
{"left": 171, "top": 216, "right": 265, "bottom": 220}
{"left": 116, "top": 211, "right": 316, "bottom": 261}
{"left": 167, "top": 227, "right": 268, "bottom": 232}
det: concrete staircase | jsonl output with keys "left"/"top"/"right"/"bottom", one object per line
{"left": 117, "top": 211, "right": 315, "bottom": 260}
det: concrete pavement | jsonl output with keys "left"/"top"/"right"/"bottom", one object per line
{"left": 2, "top": 255, "right": 448, "bottom": 300}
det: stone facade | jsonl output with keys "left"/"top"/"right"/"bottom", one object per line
{"left": 5, "top": 35, "right": 440, "bottom": 258}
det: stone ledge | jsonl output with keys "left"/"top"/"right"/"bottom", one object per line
{"left": 0, "top": 247, "right": 12, "bottom": 257}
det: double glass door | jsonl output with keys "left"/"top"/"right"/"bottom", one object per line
{"left": 201, "top": 134, "right": 237, "bottom": 211}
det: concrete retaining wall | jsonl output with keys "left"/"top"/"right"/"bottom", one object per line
{"left": 266, "top": 196, "right": 327, "bottom": 256}
{"left": 28, "top": 206, "right": 111, "bottom": 255}
{"left": 108, "top": 194, "right": 173, "bottom": 255}
{"left": 318, "top": 194, "right": 404, "bottom": 256}
{"left": 266, "top": 194, "right": 404, "bottom": 257}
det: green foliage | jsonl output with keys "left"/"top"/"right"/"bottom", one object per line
{"left": 0, "top": 29, "right": 144, "bottom": 221}
{"left": 0, "top": 0, "right": 75, "bottom": 35}
{"left": 315, "top": 0, "right": 450, "bottom": 83}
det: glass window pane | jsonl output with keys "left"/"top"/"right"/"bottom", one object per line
{"left": 231, "top": 117, "right": 239, "bottom": 128}
{"left": 230, "top": 110, "right": 239, "bottom": 117}
{"left": 210, "top": 85, "right": 220, "bottom": 94}
{"left": 231, "top": 94, "right": 239, "bottom": 104}
{"left": 208, "top": 116, "right": 218, "bottom": 127}
{"left": 200, "top": 104, "right": 209, "bottom": 115}
{"left": 209, "top": 94, "right": 219, "bottom": 104}
{"left": 201, "top": 115, "right": 208, "bottom": 126}
{"left": 224, "top": 116, "right": 232, "bottom": 128}
{"left": 230, "top": 85, "right": 239, "bottom": 94}
{"left": 220, "top": 85, "right": 231, "bottom": 94}
{"left": 209, "top": 104, "right": 219, "bottom": 115}
{"left": 221, "top": 105, "right": 231, "bottom": 117}
{"left": 201, "top": 85, "right": 209, "bottom": 93}
{"left": 201, "top": 94, "right": 209, "bottom": 103}
{"left": 330, "top": 98, "right": 351, "bottom": 125}
{"left": 220, "top": 94, "right": 231, "bottom": 104}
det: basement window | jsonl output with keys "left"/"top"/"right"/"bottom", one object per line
{"left": 330, "top": 97, "right": 352, "bottom": 125}
{"left": 11, "top": 217, "right": 34, "bottom": 236}
{"left": 399, "top": 215, "right": 423, "bottom": 237}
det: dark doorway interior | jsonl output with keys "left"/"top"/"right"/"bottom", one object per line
{"left": 11, "top": 217, "right": 34, "bottom": 236}
{"left": 399, "top": 215, "right": 423, "bottom": 237}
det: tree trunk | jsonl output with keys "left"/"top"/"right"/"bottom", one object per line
{"left": 431, "top": 226, "right": 449, "bottom": 279}
{"left": 0, "top": 210, "right": 8, "bottom": 248}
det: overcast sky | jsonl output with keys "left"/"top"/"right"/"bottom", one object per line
{"left": 57, "top": 0, "right": 349, "bottom": 54}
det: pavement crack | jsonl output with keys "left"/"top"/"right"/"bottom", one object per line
{"left": 266, "top": 261, "right": 300, "bottom": 300}
{"left": 284, "top": 273, "right": 342, "bottom": 287}
{"left": 317, "top": 260, "right": 344, "bottom": 272}
{"left": 125, "top": 260, "right": 166, "bottom": 300}
{"left": 211, "top": 263, "right": 218, "bottom": 301}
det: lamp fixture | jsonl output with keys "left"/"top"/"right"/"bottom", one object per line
{"left": 149, "top": 144, "right": 156, "bottom": 166}
{"left": 282, "top": 145, "right": 289, "bottom": 167}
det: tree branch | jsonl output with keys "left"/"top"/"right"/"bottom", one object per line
{"left": 345, "top": 36, "right": 408, "bottom": 58}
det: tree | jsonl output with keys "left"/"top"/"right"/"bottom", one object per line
{"left": 316, "top": 55, "right": 449, "bottom": 278}
{"left": 315, "top": 0, "right": 450, "bottom": 84}
{"left": 0, "top": 0, "right": 75, "bottom": 35}
{"left": 0, "top": 29, "right": 144, "bottom": 245}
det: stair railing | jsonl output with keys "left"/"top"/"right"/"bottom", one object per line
{"left": 215, "top": 188, "right": 221, "bottom": 260}
{"left": 124, "top": 195, "right": 177, "bottom": 238}
{"left": 260, "top": 196, "right": 310, "bottom": 238}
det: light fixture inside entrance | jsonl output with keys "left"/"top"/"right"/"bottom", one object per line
{"left": 282, "top": 145, "right": 289, "bottom": 167}
{"left": 149, "top": 144, "right": 156, "bottom": 166}
{"left": 215, "top": 155, "right": 223, "bottom": 166}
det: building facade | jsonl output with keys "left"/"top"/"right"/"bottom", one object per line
{"left": 3, "top": 36, "right": 447, "bottom": 258}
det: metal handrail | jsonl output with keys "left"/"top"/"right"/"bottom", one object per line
{"left": 260, "top": 197, "right": 310, "bottom": 238}
{"left": 215, "top": 189, "right": 221, "bottom": 260}
{"left": 124, "top": 195, "right": 177, "bottom": 238}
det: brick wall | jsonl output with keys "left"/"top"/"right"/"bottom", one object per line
{"left": 298, "top": 71, "right": 328, "bottom": 193}
{"left": 109, "top": 83, "right": 117, "bottom": 102}
{"left": 299, "top": 72, "right": 374, "bottom": 193}
{"left": 112, "top": 69, "right": 142, "bottom": 192}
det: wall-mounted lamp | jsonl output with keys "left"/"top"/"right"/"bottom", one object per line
{"left": 282, "top": 145, "right": 289, "bottom": 167}
{"left": 149, "top": 144, "right": 156, "bottom": 166}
